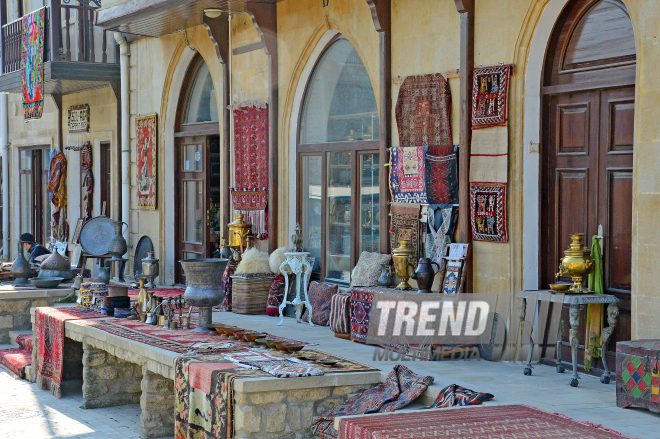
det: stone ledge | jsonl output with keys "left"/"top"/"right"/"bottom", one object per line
{"left": 0, "top": 287, "right": 72, "bottom": 300}
{"left": 234, "top": 371, "right": 382, "bottom": 393}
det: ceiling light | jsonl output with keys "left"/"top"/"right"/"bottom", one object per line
{"left": 204, "top": 8, "right": 223, "bottom": 19}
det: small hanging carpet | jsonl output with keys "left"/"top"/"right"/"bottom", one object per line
{"left": 389, "top": 204, "right": 420, "bottom": 257}
{"left": 395, "top": 73, "right": 453, "bottom": 150}
{"left": 470, "top": 182, "right": 507, "bottom": 243}
{"left": 336, "top": 404, "right": 633, "bottom": 439}
{"left": 425, "top": 145, "right": 458, "bottom": 204}
{"left": 390, "top": 147, "right": 428, "bottom": 204}
{"left": 472, "top": 65, "right": 511, "bottom": 129}
{"left": 21, "top": 8, "right": 45, "bottom": 120}
{"left": 232, "top": 102, "right": 269, "bottom": 239}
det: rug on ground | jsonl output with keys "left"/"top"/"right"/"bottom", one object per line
{"left": 312, "top": 365, "right": 434, "bottom": 439}
{"left": 35, "top": 307, "right": 102, "bottom": 397}
{"left": 337, "top": 404, "right": 633, "bottom": 439}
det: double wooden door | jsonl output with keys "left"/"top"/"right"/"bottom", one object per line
{"left": 541, "top": 86, "right": 634, "bottom": 372}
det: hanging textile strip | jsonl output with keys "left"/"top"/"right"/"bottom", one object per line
{"left": 389, "top": 204, "right": 420, "bottom": 257}
{"left": 47, "top": 153, "right": 68, "bottom": 242}
{"left": 35, "top": 307, "right": 103, "bottom": 398}
{"left": 425, "top": 204, "right": 458, "bottom": 268}
{"left": 389, "top": 146, "right": 428, "bottom": 204}
{"left": 136, "top": 114, "right": 158, "bottom": 209}
{"left": 231, "top": 188, "right": 268, "bottom": 239}
{"left": 21, "top": 8, "right": 46, "bottom": 120}
{"left": 425, "top": 149, "right": 458, "bottom": 204}
{"left": 584, "top": 236, "right": 604, "bottom": 371}
{"left": 470, "top": 182, "right": 508, "bottom": 242}
{"left": 472, "top": 65, "right": 511, "bottom": 129}
{"left": 395, "top": 73, "right": 453, "bottom": 152}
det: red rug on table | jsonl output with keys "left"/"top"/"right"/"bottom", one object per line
{"left": 128, "top": 288, "right": 186, "bottom": 300}
{"left": 337, "top": 405, "right": 633, "bottom": 439}
{"left": 35, "top": 307, "right": 102, "bottom": 397}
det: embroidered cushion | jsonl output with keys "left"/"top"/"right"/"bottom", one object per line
{"left": 302, "top": 282, "right": 338, "bottom": 326}
{"left": 266, "top": 274, "right": 287, "bottom": 317}
{"left": 329, "top": 292, "right": 351, "bottom": 334}
{"left": 350, "top": 252, "right": 392, "bottom": 288}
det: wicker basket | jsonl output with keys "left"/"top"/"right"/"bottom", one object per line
{"left": 230, "top": 275, "right": 274, "bottom": 315}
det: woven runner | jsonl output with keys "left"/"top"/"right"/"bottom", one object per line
{"left": 337, "top": 404, "right": 633, "bottom": 439}
{"left": 21, "top": 8, "right": 45, "bottom": 120}
{"left": 35, "top": 307, "right": 102, "bottom": 397}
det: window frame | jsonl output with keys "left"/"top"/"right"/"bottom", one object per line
{"left": 295, "top": 36, "right": 381, "bottom": 286}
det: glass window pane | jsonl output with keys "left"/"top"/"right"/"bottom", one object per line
{"left": 326, "top": 151, "right": 352, "bottom": 282}
{"left": 20, "top": 150, "right": 31, "bottom": 170}
{"left": 184, "top": 62, "right": 219, "bottom": 124}
{"left": 359, "top": 153, "right": 379, "bottom": 254}
{"left": 301, "top": 155, "right": 322, "bottom": 273}
{"left": 20, "top": 172, "right": 32, "bottom": 236}
{"left": 183, "top": 180, "right": 204, "bottom": 243}
{"left": 300, "top": 39, "right": 379, "bottom": 144}
{"left": 182, "top": 144, "right": 203, "bottom": 172}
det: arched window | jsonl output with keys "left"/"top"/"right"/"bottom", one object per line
{"left": 184, "top": 61, "right": 219, "bottom": 124}
{"left": 297, "top": 38, "right": 380, "bottom": 283}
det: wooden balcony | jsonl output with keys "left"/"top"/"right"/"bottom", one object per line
{"left": 0, "top": 0, "right": 120, "bottom": 95}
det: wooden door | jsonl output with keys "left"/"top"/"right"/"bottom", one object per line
{"left": 99, "top": 142, "right": 111, "bottom": 216}
{"left": 540, "top": 0, "right": 635, "bottom": 374}
{"left": 175, "top": 136, "right": 211, "bottom": 283}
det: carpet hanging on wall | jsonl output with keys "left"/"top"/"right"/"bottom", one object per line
{"left": 389, "top": 146, "right": 428, "bottom": 204}
{"left": 470, "top": 182, "right": 508, "bottom": 243}
{"left": 21, "top": 7, "right": 45, "bottom": 120}
{"left": 395, "top": 73, "right": 453, "bottom": 153}
{"left": 136, "top": 114, "right": 158, "bottom": 209}
{"left": 471, "top": 65, "right": 511, "bottom": 129}
{"left": 81, "top": 142, "right": 94, "bottom": 220}
{"left": 425, "top": 144, "right": 458, "bottom": 204}
{"left": 389, "top": 204, "right": 421, "bottom": 257}
{"left": 47, "top": 152, "right": 68, "bottom": 242}
{"left": 231, "top": 101, "right": 269, "bottom": 239}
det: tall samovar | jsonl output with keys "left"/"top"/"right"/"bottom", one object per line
{"left": 556, "top": 233, "right": 594, "bottom": 294}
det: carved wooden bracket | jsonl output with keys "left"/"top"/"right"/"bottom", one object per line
{"left": 454, "top": 0, "right": 475, "bottom": 14}
{"left": 202, "top": 15, "right": 230, "bottom": 65}
{"left": 366, "top": 0, "right": 391, "bottom": 33}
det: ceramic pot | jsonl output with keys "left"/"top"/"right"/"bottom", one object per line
{"left": 98, "top": 266, "right": 111, "bottom": 285}
{"left": 11, "top": 242, "right": 31, "bottom": 285}
{"left": 410, "top": 258, "right": 440, "bottom": 293}
{"left": 108, "top": 221, "right": 128, "bottom": 261}
{"left": 179, "top": 258, "right": 229, "bottom": 332}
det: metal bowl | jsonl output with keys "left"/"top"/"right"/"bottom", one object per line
{"left": 30, "top": 277, "right": 63, "bottom": 289}
{"left": 549, "top": 283, "right": 571, "bottom": 292}
{"left": 284, "top": 343, "right": 305, "bottom": 352}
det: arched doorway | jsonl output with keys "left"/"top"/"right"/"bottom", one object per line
{"left": 297, "top": 36, "right": 380, "bottom": 284}
{"left": 174, "top": 54, "right": 221, "bottom": 283}
{"left": 540, "top": 0, "right": 635, "bottom": 372}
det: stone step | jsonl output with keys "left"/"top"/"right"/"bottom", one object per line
{"left": 9, "top": 330, "right": 32, "bottom": 348}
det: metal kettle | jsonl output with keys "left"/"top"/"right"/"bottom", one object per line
{"left": 108, "top": 221, "right": 128, "bottom": 261}
{"left": 410, "top": 257, "right": 440, "bottom": 294}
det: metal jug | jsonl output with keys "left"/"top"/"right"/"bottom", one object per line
{"left": 410, "top": 258, "right": 440, "bottom": 294}
{"left": 377, "top": 263, "right": 394, "bottom": 287}
{"left": 11, "top": 241, "right": 31, "bottom": 286}
{"left": 108, "top": 221, "right": 128, "bottom": 261}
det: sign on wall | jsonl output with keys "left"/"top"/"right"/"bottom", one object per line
{"left": 68, "top": 104, "right": 90, "bottom": 133}
{"left": 136, "top": 114, "right": 158, "bottom": 209}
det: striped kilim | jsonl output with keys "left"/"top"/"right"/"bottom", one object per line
{"left": 337, "top": 404, "right": 633, "bottom": 439}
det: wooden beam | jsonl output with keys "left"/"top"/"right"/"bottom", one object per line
{"left": 455, "top": 0, "right": 474, "bottom": 293}
{"left": 232, "top": 42, "right": 265, "bottom": 56}
{"left": 245, "top": 2, "right": 278, "bottom": 252}
{"left": 366, "top": 0, "right": 392, "bottom": 255}
{"left": 202, "top": 15, "right": 232, "bottom": 240}
{"left": 51, "top": 94, "right": 63, "bottom": 152}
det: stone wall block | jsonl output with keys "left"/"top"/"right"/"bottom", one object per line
{"left": 251, "top": 391, "right": 284, "bottom": 405}
{"left": 30, "top": 299, "right": 50, "bottom": 308}
{"left": 235, "top": 403, "right": 262, "bottom": 434}
{"left": 264, "top": 404, "right": 287, "bottom": 433}
{"left": 289, "top": 387, "right": 330, "bottom": 402}
{"left": 0, "top": 299, "right": 30, "bottom": 314}
{"left": 140, "top": 368, "right": 174, "bottom": 439}
{"left": 0, "top": 315, "right": 14, "bottom": 329}
{"left": 286, "top": 405, "right": 302, "bottom": 431}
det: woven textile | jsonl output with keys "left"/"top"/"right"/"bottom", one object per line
{"left": 350, "top": 252, "right": 392, "bottom": 288}
{"left": 329, "top": 292, "right": 351, "bottom": 334}
{"left": 266, "top": 274, "right": 287, "bottom": 316}
{"left": 220, "top": 261, "right": 238, "bottom": 311}
{"left": 0, "top": 347, "right": 31, "bottom": 378}
{"left": 390, "top": 204, "right": 420, "bottom": 257}
{"left": 16, "top": 334, "right": 33, "bottom": 351}
{"left": 231, "top": 352, "right": 323, "bottom": 378}
{"left": 470, "top": 182, "right": 507, "bottom": 242}
{"left": 395, "top": 73, "right": 452, "bottom": 150}
{"left": 337, "top": 404, "right": 633, "bottom": 439}
{"left": 35, "top": 307, "right": 101, "bottom": 397}
{"left": 128, "top": 288, "right": 186, "bottom": 301}
{"left": 425, "top": 204, "right": 457, "bottom": 267}
{"left": 431, "top": 384, "right": 494, "bottom": 408}
{"left": 425, "top": 148, "right": 458, "bottom": 205}
{"left": 302, "top": 281, "right": 339, "bottom": 326}
{"left": 47, "top": 152, "right": 68, "bottom": 241}
{"left": 389, "top": 147, "right": 428, "bottom": 204}
{"left": 313, "top": 365, "right": 434, "bottom": 439}
{"left": 175, "top": 355, "right": 265, "bottom": 439}
{"left": 136, "top": 114, "right": 158, "bottom": 209}
{"left": 21, "top": 8, "right": 45, "bottom": 120}
{"left": 351, "top": 287, "right": 377, "bottom": 343}
{"left": 232, "top": 102, "right": 269, "bottom": 239}
{"left": 472, "top": 65, "right": 511, "bottom": 129}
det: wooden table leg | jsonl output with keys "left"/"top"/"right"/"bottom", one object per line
{"left": 569, "top": 303, "right": 581, "bottom": 387}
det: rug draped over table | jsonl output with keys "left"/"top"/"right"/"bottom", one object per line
{"left": 425, "top": 145, "right": 458, "bottom": 205}
{"left": 395, "top": 73, "right": 452, "bottom": 151}
{"left": 470, "top": 182, "right": 507, "bottom": 242}
{"left": 21, "top": 7, "right": 45, "bottom": 120}
{"left": 312, "top": 365, "right": 434, "bottom": 439}
{"left": 35, "top": 307, "right": 101, "bottom": 397}
{"left": 232, "top": 102, "right": 269, "bottom": 239}
{"left": 389, "top": 204, "right": 420, "bottom": 257}
{"left": 337, "top": 404, "right": 632, "bottom": 439}
{"left": 471, "top": 65, "right": 511, "bottom": 129}
{"left": 136, "top": 114, "right": 158, "bottom": 209}
{"left": 389, "top": 147, "right": 428, "bottom": 204}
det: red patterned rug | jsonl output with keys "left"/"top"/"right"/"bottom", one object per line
{"left": 337, "top": 405, "right": 632, "bottom": 439}
{"left": 35, "top": 307, "right": 102, "bottom": 397}
{"left": 128, "top": 288, "right": 186, "bottom": 300}
{"left": 0, "top": 347, "right": 31, "bottom": 379}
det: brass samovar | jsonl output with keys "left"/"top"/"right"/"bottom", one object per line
{"left": 392, "top": 236, "right": 417, "bottom": 290}
{"left": 556, "top": 233, "right": 594, "bottom": 294}
{"left": 227, "top": 214, "right": 252, "bottom": 261}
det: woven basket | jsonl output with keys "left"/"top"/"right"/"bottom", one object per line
{"left": 230, "top": 275, "right": 273, "bottom": 315}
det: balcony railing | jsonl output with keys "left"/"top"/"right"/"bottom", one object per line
{"left": 1, "top": 0, "right": 117, "bottom": 75}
